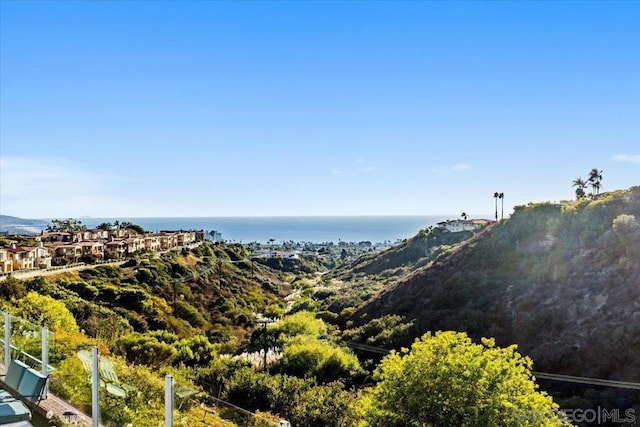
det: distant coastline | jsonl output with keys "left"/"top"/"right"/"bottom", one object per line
{"left": 1, "top": 215, "right": 468, "bottom": 244}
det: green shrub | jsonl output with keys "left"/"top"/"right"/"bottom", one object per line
{"left": 272, "top": 311, "right": 328, "bottom": 339}
{"left": 174, "top": 300, "right": 207, "bottom": 327}
{"left": 114, "top": 333, "right": 177, "bottom": 368}
{"left": 64, "top": 281, "right": 99, "bottom": 301}
{"left": 174, "top": 335, "right": 218, "bottom": 367}
{"left": 0, "top": 276, "right": 26, "bottom": 301}
{"left": 17, "top": 292, "right": 79, "bottom": 333}
{"left": 278, "top": 335, "right": 362, "bottom": 382}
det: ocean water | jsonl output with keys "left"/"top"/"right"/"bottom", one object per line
{"left": 75, "top": 216, "right": 453, "bottom": 244}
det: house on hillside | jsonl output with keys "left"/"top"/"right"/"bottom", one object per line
{"left": 29, "top": 242, "right": 52, "bottom": 269}
{"left": 176, "top": 231, "right": 196, "bottom": 246}
{"left": 4, "top": 243, "right": 51, "bottom": 270}
{"left": 436, "top": 219, "right": 493, "bottom": 233}
{"left": 0, "top": 249, "right": 13, "bottom": 273}
{"left": 144, "top": 235, "right": 161, "bottom": 252}
{"left": 104, "top": 240, "right": 127, "bottom": 259}
{"left": 46, "top": 242, "right": 82, "bottom": 265}
{"left": 159, "top": 234, "right": 177, "bottom": 250}
{"left": 80, "top": 241, "right": 105, "bottom": 261}
{"left": 89, "top": 229, "right": 110, "bottom": 240}
{"left": 436, "top": 219, "right": 478, "bottom": 233}
{"left": 125, "top": 237, "right": 145, "bottom": 255}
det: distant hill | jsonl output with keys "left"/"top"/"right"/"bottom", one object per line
{"left": 0, "top": 215, "right": 48, "bottom": 235}
{"left": 343, "top": 187, "right": 640, "bottom": 381}
{"left": 317, "top": 225, "right": 483, "bottom": 315}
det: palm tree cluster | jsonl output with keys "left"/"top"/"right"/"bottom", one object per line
{"left": 493, "top": 192, "right": 505, "bottom": 220}
{"left": 572, "top": 168, "right": 603, "bottom": 199}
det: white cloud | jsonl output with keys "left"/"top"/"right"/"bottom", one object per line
{"left": 452, "top": 163, "right": 472, "bottom": 171}
{"left": 432, "top": 163, "right": 472, "bottom": 175}
{"left": 355, "top": 158, "right": 364, "bottom": 163}
{"left": 611, "top": 154, "right": 640, "bottom": 164}
{"left": 361, "top": 166, "right": 378, "bottom": 173}
{"left": 0, "top": 156, "right": 133, "bottom": 217}
{"left": 331, "top": 169, "right": 344, "bottom": 175}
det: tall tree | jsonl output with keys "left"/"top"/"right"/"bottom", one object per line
{"left": 499, "top": 192, "right": 505, "bottom": 220}
{"left": 588, "top": 168, "right": 603, "bottom": 196}
{"left": 572, "top": 177, "right": 587, "bottom": 199}
{"left": 357, "top": 331, "right": 570, "bottom": 426}
{"left": 96, "top": 222, "right": 112, "bottom": 231}
{"left": 493, "top": 192, "right": 499, "bottom": 221}
{"left": 46, "top": 218, "right": 87, "bottom": 232}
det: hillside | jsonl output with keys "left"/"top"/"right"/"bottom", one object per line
{"left": 0, "top": 242, "right": 293, "bottom": 425}
{"left": 0, "top": 214, "right": 48, "bottom": 235}
{"left": 344, "top": 187, "right": 640, "bottom": 381}
{"left": 316, "top": 225, "right": 483, "bottom": 315}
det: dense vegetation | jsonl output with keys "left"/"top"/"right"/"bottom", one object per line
{"left": 3, "top": 186, "right": 639, "bottom": 425}
{"left": 315, "top": 226, "right": 480, "bottom": 318}
{"left": 358, "top": 331, "right": 570, "bottom": 426}
{"left": 333, "top": 187, "right": 640, "bottom": 419}
{"left": 1, "top": 242, "right": 294, "bottom": 425}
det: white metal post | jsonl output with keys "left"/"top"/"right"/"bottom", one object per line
{"left": 4, "top": 312, "right": 11, "bottom": 369}
{"left": 165, "top": 375, "right": 174, "bottom": 427}
{"left": 92, "top": 346, "right": 100, "bottom": 427}
{"left": 41, "top": 327, "right": 49, "bottom": 398}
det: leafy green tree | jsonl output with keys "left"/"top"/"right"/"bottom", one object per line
{"left": 174, "top": 335, "right": 218, "bottom": 367}
{"left": 120, "top": 221, "right": 145, "bottom": 234}
{"left": 278, "top": 335, "right": 362, "bottom": 382}
{"left": 17, "top": 292, "right": 79, "bottom": 333}
{"left": 0, "top": 276, "right": 27, "bottom": 301}
{"left": 114, "top": 333, "right": 178, "bottom": 368}
{"left": 272, "top": 311, "right": 328, "bottom": 339}
{"left": 357, "top": 331, "right": 569, "bottom": 427}
{"left": 64, "top": 281, "right": 99, "bottom": 300}
{"left": 96, "top": 222, "right": 112, "bottom": 230}
{"left": 222, "top": 368, "right": 357, "bottom": 427}
{"left": 46, "top": 218, "right": 87, "bottom": 232}
{"left": 285, "top": 380, "right": 357, "bottom": 427}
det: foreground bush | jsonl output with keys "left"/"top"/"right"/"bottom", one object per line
{"left": 358, "top": 331, "right": 570, "bottom": 427}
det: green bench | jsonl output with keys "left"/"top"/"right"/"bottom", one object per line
{"left": 0, "top": 359, "right": 49, "bottom": 424}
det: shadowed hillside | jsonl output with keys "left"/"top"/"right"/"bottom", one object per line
{"left": 347, "top": 187, "right": 640, "bottom": 381}
{"left": 317, "top": 225, "right": 485, "bottom": 316}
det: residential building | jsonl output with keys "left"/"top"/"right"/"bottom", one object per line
{"left": 47, "top": 243, "right": 82, "bottom": 264}
{"left": 143, "top": 235, "right": 161, "bottom": 252}
{"left": 80, "top": 241, "right": 105, "bottom": 261}
{"left": 0, "top": 249, "right": 13, "bottom": 273}
{"left": 159, "top": 234, "right": 177, "bottom": 250}
{"left": 6, "top": 245, "right": 35, "bottom": 270}
{"left": 104, "top": 240, "right": 127, "bottom": 259}
{"left": 125, "top": 237, "right": 145, "bottom": 255}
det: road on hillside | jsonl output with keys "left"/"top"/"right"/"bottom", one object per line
{"left": 0, "top": 261, "right": 127, "bottom": 282}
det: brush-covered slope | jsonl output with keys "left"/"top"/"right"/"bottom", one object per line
{"left": 318, "top": 226, "right": 481, "bottom": 315}
{"left": 3, "top": 242, "right": 288, "bottom": 348}
{"left": 350, "top": 187, "right": 640, "bottom": 380}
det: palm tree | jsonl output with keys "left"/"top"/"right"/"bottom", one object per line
{"left": 493, "top": 192, "right": 499, "bottom": 221}
{"left": 499, "top": 193, "right": 505, "bottom": 220}
{"left": 461, "top": 212, "right": 468, "bottom": 221}
{"left": 588, "top": 168, "right": 603, "bottom": 196}
{"left": 572, "top": 177, "right": 587, "bottom": 199}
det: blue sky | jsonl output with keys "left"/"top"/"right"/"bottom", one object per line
{"left": 1, "top": 1, "right": 638, "bottom": 218}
